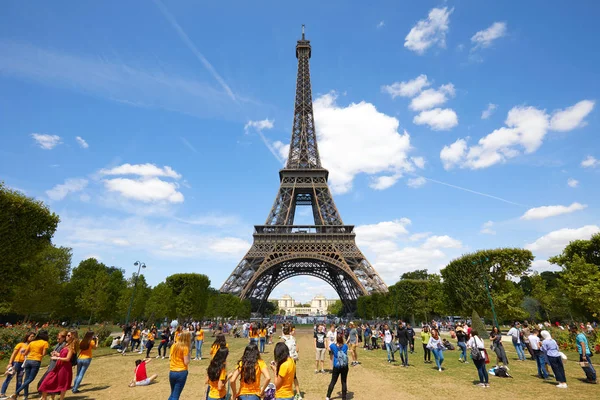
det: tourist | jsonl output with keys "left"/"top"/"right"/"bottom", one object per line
{"left": 37, "top": 330, "right": 79, "bottom": 400}
{"left": 139, "top": 327, "right": 149, "bottom": 354}
{"left": 346, "top": 322, "right": 359, "bottom": 366}
{"left": 397, "top": 322, "right": 409, "bottom": 367}
{"left": 406, "top": 323, "right": 415, "bottom": 353}
{"left": 314, "top": 324, "right": 327, "bottom": 373}
{"left": 168, "top": 331, "right": 191, "bottom": 400}
{"left": 507, "top": 322, "right": 526, "bottom": 361}
{"left": 467, "top": 330, "right": 489, "bottom": 387}
{"left": 206, "top": 347, "right": 229, "bottom": 400}
{"left": 145, "top": 328, "right": 156, "bottom": 359}
{"left": 129, "top": 359, "right": 158, "bottom": 387}
{"left": 131, "top": 325, "right": 141, "bottom": 352}
{"left": 427, "top": 329, "right": 444, "bottom": 372}
{"left": 489, "top": 326, "right": 509, "bottom": 366}
{"left": 120, "top": 325, "right": 132, "bottom": 356}
{"left": 72, "top": 331, "right": 98, "bottom": 393}
{"left": 280, "top": 324, "right": 300, "bottom": 395}
{"left": 420, "top": 326, "right": 431, "bottom": 363}
{"left": 528, "top": 328, "right": 548, "bottom": 379}
{"left": 37, "top": 330, "right": 67, "bottom": 392}
{"left": 230, "top": 343, "right": 271, "bottom": 399}
{"left": 383, "top": 323, "right": 395, "bottom": 363}
{"left": 259, "top": 323, "right": 267, "bottom": 354}
{"left": 195, "top": 325, "right": 204, "bottom": 361}
{"left": 456, "top": 325, "right": 468, "bottom": 363}
{"left": 522, "top": 322, "right": 534, "bottom": 360}
{"left": 0, "top": 331, "right": 34, "bottom": 398}
{"left": 157, "top": 327, "right": 170, "bottom": 359}
{"left": 249, "top": 323, "right": 259, "bottom": 345}
{"left": 326, "top": 324, "right": 337, "bottom": 369}
{"left": 210, "top": 333, "right": 229, "bottom": 359}
{"left": 271, "top": 342, "right": 299, "bottom": 400}
{"left": 11, "top": 330, "right": 49, "bottom": 399}
{"left": 540, "top": 330, "right": 567, "bottom": 388}
{"left": 326, "top": 332, "right": 349, "bottom": 400}
{"left": 363, "top": 324, "right": 372, "bottom": 350}
{"left": 572, "top": 325, "right": 597, "bottom": 383}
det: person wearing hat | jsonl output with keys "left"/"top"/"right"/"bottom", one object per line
{"left": 540, "top": 330, "right": 567, "bottom": 388}
{"left": 455, "top": 325, "right": 468, "bottom": 363}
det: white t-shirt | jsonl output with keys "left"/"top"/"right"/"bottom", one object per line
{"left": 384, "top": 329, "right": 393, "bottom": 344}
{"left": 326, "top": 330, "right": 336, "bottom": 345}
{"left": 467, "top": 336, "right": 485, "bottom": 359}
{"left": 507, "top": 327, "right": 521, "bottom": 343}
{"left": 528, "top": 334, "right": 541, "bottom": 350}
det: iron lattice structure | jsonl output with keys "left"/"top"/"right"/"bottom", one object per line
{"left": 220, "top": 28, "right": 388, "bottom": 312}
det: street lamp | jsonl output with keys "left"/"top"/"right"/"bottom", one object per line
{"left": 472, "top": 257, "right": 499, "bottom": 328}
{"left": 125, "top": 261, "right": 146, "bottom": 326}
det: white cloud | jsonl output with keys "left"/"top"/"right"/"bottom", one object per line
{"left": 531, "top": 259, "right": 560, "bottom": 273}
{"left": 100, "top": 163, "right": 181, "bottom": 179}
{"left": 413, "top": 108, "right": 458, "bottom": 130}
{"left": 381, "top": 74, "right": 430, "bottom": 99}
{"left": 409, "top": 83, "right": 455, "bottom": 111}
{"left": 481, "top": 103, "right": 497, "bottom": 119}
{"left": 411, "top": 156, "right": 426, "bottom": 169}
{"left": 75, "top": 136, "right": 89, "bottom": 149}
{"left": 480, "top": 220, "right": 496, "bottom": 235}
{"left": 270, "top": 91, "right": 415, "bottom": 194}
{"left": 176, "top": 214, "right": 240, "bottom": 227}
{"left": 103, "top": 177, "right": 184, "bottom": 203}
{"left": 525, "top": 225, "right": 600, "bottom": 255}
{"left": 521, "top": 202, "right": 587, "bottom": 220}
{"left": 440, "top": 138, "right": 467, "bottom": 170}
{"left": 79, "top": 193, "right": 91, "bottom": 202}
{"left": 46, "top": 178, "right": 88, "bottom": 201}
{"left": 377, "top": 21, "right": 385, "bottom": 29}
{"left": 409, "top": 232, "right": 430, "bottom": 241}
{"left": 581, "top": 155, "right": 599, "bottom": 168}
{"left": 471, "top": 22, "right": 507, "bottom": 49}
{"left": 405, "top": 7, "right": 453, "bottom": 54}
{"left": 422, "top": 235, "right": 461, "bottom": 249}
{"left": 567, "top": 178, "right": 579, "bottom": 188}
{"left": 244, "top": 118, "right": 274, "bottom": 132}
{"left": 31, "top": 133, "right": 61, "bottom": 150}
{"left": 441, "top": 100, "right": 595, "bottom": 169}
{"left": 354, "top": 219, "right": 411, "bottom": 244}
{"left": 369, "top": 175, "right": 400, "bottom": 190}
{"left": 208, "top": 237, "right": 251, "bottom": 254}
{"left": 550, "top": 100, "right": 595, "bottom": 131}
{"left": 407, "top": 176, "right": 426, "bottom": 188}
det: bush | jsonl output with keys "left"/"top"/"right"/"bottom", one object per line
{"left": 94, "top": 325, "right": 112, "bottom": 346}
{"left": 471, "top": 310, "right": 489, "bottom": 339}
{"left": 103, "top": 336, "right": 114, "bottom": 348}
{"left": 0, "top": 326, "right": 64, "bottom": 360}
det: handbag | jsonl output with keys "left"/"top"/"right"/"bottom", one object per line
{"left": 470, "top": 337, "right": 483, "bottom": 361}
{"left": 484, "top": 349, "right": 490, "bottom": 364}
{"left": 389, "top": 341, "right": 397, "bottom": 353}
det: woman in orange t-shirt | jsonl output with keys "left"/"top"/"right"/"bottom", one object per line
{"left": 210, "top": 334, "right": 228, "bottom": 359}
{"left": 72, "top": 331, "right": 98, "bottom": 393}
{"left": 1, "top": 331, "right": 34, "bottom": 397}
{"left": 12, "top": 330, "right": 49, "bottom": 399}
{"left": 195, "top": 327, "right": 204, "bottom": 360}
{"left": 258, "top": 323, "right": 267, "bottom": 354}
{"left": 230, "top": 343, "right": 270, "bottom": 399}
{"left": 206, "top": 347, "right": 229, "bottom": 399}
{"left": 168, "top": 331, "right": 191, "bottom": 400}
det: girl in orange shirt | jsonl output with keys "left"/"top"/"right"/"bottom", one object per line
{"left": 210, "top": 334, "right": 228, "bottom": 359}
{"left": 258, "top": 323, "right": 267, "bottom": 354}
{"left": 206, "top": 347, "right": 229, "bottom": 399}
{"left": 11, "top": 330, "right": 49, "bottom": 399}
{"left": 168, "top": 331, "right": 191, "bottom": 400}
{"left": 72, "top": 331, "right": 98, "bottom": 393}
{"left": 194, "top": 327, "right": 204, "bottom": 361}
{"left": 1, "top": 332, "right": 34, "bottom": 398}
{"left": 230, "top": 343, "right": 270, "bottom": 399}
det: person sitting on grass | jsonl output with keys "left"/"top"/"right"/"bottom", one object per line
{"left": 129, "top": 359, "right": 158, "bottom": 387}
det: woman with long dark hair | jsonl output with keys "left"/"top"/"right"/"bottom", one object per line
{"left": 72, "top": 331, "right": 98, "bottom": 393}
{"left": 11, "top": 330, "right": 49, "bottom": 399}
{"left": 489, "top": 326, "right": 509, "bottom": 366}
{"left": 258, "top": 323, "right": 267, "bottom": 354}
{"left": 271, "top": 342, "right": 297, "bottom": 400}
{"left": 230, "top": 343, "right": 270, "bottom": 400}
{"left": 38, "top": 330, "right": 79, "bottom": 400}
{"left": 145, "top": 328, "right": 156, "bottom": 359}
{"left": 157, "top": 327, "right": 170, "bottom": 359}
{"left": 326, "top": 332, "right": 349, "bottom": 400}
{"left": 206, "top": 347, "right": 229, "bottom": 400}
{"left": 427, "top": 329, "right": 444, "bottom": 372}
{"left": 467, "top": 330, "right": 489, "bottom": 387}
{"left": 210, "top": 333, "right": 228, "bottom": 359}
{"left": 1, "top": 332, "right": 34, "bottom": 398}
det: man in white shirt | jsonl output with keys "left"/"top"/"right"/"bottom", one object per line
{"left": 528, "top": 329, "right": 548, "bottom": 379}
{"left": 507, "top": 322, "right": 526, "bottom": 361}
{"left": 326, "top": 324, "right": 337, "bottom": 370}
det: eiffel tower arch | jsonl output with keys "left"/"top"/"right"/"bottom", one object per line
{"left": 220, "top": 27, "right": 388, "bottom": 313}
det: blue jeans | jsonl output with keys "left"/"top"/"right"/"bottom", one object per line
{"left": 15, "top": 359, "right": 40, "bottom": 397}
{"left": 474, "top": 358, "right": 488, "bottom": 383}
{"left": 385, "top": 342, "right": 394, "bottom": 361}
{"left": 398, "top": 343, "right": 408, "bottom": 366}
{"left": 513, "top": 342, "right": 525, "bottom": 360}
{"left": 432, "top": 348, "right": 444, "bottom": 369}
{"left": 238, "top": 395, "right": 260, "bottom": 400}
{"left": 457, "top": 342, "right": 467, "bottom": 361}
{"left": 259, "top": 337, "right": 266, "bottom": 353}
{"left": 195, "top": 340, "right": 203, "bottom": 359}
{"left": 583, "top": 353, "right": 597, "bottom": 381}
{"left": 169, "top": 370, "right": 188, "bottom": 400}
{"left": 1, "top": 361, "right": 24, "bottom": 395}
{"left": 72, "top": 358, "right": 92, "bottom": 392}
{"left": 534, "top": 350, "right": 548, "bottom": 378}
{"left": 548, "top": 355, "right": 566, "bottom": 383}
{"left": 276, "top": 397, "right": 295, "bottom": 400}
{"left": 250, "top": 338, "right": 258, "bottom": 345}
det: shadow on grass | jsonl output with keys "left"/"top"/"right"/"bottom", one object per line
{"left": 69, "top": 384, "right": 111, "bottom": 398}
{"left": 330, "top": 391, "right": 354, "bottom": 399}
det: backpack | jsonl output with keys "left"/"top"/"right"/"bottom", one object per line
{"left": 470, "top": 337, "right": 483, "bottom": 361}
{"left": 282, "top": 335, "right": 298, "bottom": 360}
{"left": 494, "top": 366, "right": 511, "bottom": 378}
{"left": 336, "top": 345, "right": 348, "bottom": 368}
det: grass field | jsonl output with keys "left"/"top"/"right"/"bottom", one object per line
{"left": 9, "top": 327, "right": 599, "bottom": 399}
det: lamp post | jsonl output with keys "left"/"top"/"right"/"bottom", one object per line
{"left": 472, "top": 257, "right": 499, "bottom": 328}
{"left": 125, "top": 261, "right": 146, "bottom": 326}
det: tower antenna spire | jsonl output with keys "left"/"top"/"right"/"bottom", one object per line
{"left": 302, "top": 24, "right": 305, "bottom": 40}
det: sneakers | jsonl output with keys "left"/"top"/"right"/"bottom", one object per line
{"left": 155, "top": 355, "right": 160, "bottom": 358}
{"left": 320, "top": 369, "right": 325, "bottom": 373}
{"left": 315, "top": 369, "right": 319, "bottom": 374}
{"left": 557, "top": 383, "right": 568, "bottom": 389}
{"left": 476, "top": 383, "right": 485, "bottom": 387}
{"left": 438, "top": 368, "right": 443, "bottom": 372}
{"left": 162, "top": 356, "right": 165, "bottom": 359}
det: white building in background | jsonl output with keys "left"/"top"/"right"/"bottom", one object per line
{"left": 270, "top": 294, "right": 338, "bottom": 316}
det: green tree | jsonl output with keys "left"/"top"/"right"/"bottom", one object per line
{"left": 441, "top": 248, "right": 533, "bottom": 323}
{"left": 117, "top": 274, "right": 151, "bottom": 322}
{"left": 77, "top": 269, "right": 111, "bottom": 324}
{"left": 471, "top": 310, "right": 489, "bottom": 338}
{"left": 327, "top": 300, "right": 344, "bottom": 316}
{"left": 145, "top": 282, "right": 176, "bottom": 323}
{"left": 0, "top": 183, "right": 60, "bottom": 312}
{"left": 401, "top": 269, "right": 429, "bottom": 280}
{"left": 166, "top": 273, "right": 211, "bottom": 319}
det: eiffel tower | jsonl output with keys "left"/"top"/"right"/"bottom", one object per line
{"left": 220, "top": 27, "right": 388, "bottom": 313}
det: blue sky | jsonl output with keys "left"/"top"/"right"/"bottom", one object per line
{"left": 1, "top": 1, "right": 599, "bottom": 302}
